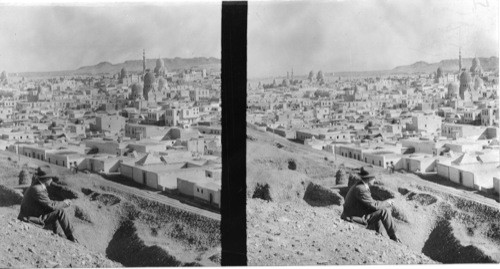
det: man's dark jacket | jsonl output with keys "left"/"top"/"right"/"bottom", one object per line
{"left": 18, "top": 183, "right": 65, "bottom": 219}
{"left": 341, "top": 180, "right": 391, "bottom": 222}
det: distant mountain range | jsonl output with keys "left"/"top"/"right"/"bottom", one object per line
{"left": 249, "top": 56, "right": 499, "bottom": 81}
{"left": 391, "top": 57, "right": 499, "bottom": 74}
{"left": 17, "top": 57, "right": 221, "bottom": 77}
{"left": 18, "top": 56, "right": 496, "bottom": 79}
{"left": 332, "top": 57, "right": 498, "bottom": 78}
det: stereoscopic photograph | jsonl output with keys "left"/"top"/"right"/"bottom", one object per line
{"left": 247, "top": 0, "right": 499, "bottom": 265}
{"left": 0, "top": 1, "right": 221, "bottom": 267}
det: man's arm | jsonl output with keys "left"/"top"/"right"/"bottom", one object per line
{"left": 33, "top": 187, "right": 66, "bottom": 211}
{"left": 355, "top": 186, "right": 391, "bottom": 211}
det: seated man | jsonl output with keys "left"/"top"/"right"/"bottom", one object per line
{"left": 18, "top": 165, "right": 78, "bottom": 243}
{"left": 341, "top": 167, "right": 401, "bottom": 243}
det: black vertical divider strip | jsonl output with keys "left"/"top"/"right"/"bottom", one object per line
{"left": 221, "top": 1, "right": 247, "bottom": 266}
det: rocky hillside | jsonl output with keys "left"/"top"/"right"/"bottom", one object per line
{"left": 246, "top": 124, "right": 500, "bottom": 265}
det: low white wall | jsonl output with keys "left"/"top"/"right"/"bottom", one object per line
{"left": 437, "top": 163, "right": 449, "bottom": 179}
{"left": 494, "top": 177, "right": 500, "bottom": 194}
{"left": 121, "top": 164, "right": 133, "bottom": 179}
{"left": 462, "top": 171, "right": 474, "bottom": 188}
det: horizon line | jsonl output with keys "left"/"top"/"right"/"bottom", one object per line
{"left": 248, "top": 55, "right": 499, "bottom": 80}
{"left": 7, "top": 55, "right": 222, "bottom": 75}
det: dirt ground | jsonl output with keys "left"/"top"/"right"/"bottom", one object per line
{"left": 0, "top": 150, "right": 220, "bottom": 267}
{"left": 246, "top": 125, "right": 500, "bottom": 265}
{"left": 247, "top": 199, "right": 436, "bottom": 265}
{"left": 0, "top": 206, "right": 121, "bottom": 268}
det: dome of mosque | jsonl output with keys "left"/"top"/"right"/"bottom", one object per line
{"left": 143, "top": 71, "right": 156, "bottom": 100}
{"left": 474, "top": 76, "right": 484, "bottom": 90}
{"left": 436, "top": 67, "right": 443, "bottom": 78}
{"left": 158, "top": 77, "right": 168, "bottom": 89}
{"left": 459, "top": 70, "right": 473, "bottom": 100}
{"left": 448, "top": 82, "right": 459, "bottom": 93}
{"left": 154, "top": 57, "right": 166, "bottom": 76}
{"left": 156, "top": 58, "right": 164, "bottom": 68}
{"left": 471, "top": 57, "right": 479, "bottom": 66}
{"left": 144, "top": 72, "right": 156, "bottom": 86}
{"left": 460, "top": 70, "right": 472, "bottom": 85}
{"left": 131, "top": 83, "right": 143, "bottom": 98}
{"left": 470, "top": 57, "right": 483, "bottom": 75}
{"left": 120, "top": 67, "right": 127, "bottom": 79}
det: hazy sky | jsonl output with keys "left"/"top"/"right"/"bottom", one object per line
{"left": 248, "top": 0, "right": 499, "bottom": 78}
{"left": 0, "top": 2, "right": 221, "bottom": 73}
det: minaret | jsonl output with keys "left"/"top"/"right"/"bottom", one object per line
{"left": 291, "top": 68, "right": 294, "bottom": 80}
{"left": 458, "top": 47, "right": 462, "bottom": 72}
{"left": 143, "top": 49, "right": 146, "bottom": 75}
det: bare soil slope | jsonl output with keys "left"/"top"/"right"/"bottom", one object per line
{"left": 247, "top": 125, "right": 500, "bottom": 265}
{"left": 0, "top": 207, "right": 121, "bottom": 268}
{"left": 0, "top": 151, "right": 220, "bottom": 267}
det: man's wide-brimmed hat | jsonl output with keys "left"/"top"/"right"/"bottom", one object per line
{"left": 358, "top": 167, "right": 375, "bottom": 180}
{"left": 36, "top": 165, "right": 57, "bottom": 180}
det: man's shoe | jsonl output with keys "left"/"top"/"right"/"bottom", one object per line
{"left": 391, "top": 237, "right": 402, "bottom": 243}
{"left": 68, "top": 235, "right": 79, "bottom": 243}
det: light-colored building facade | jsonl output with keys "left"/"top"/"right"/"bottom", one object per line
{"left": 406, "top": 114, "right": 442, "bottom": 134}
{"left": 124, "top": 123, "right": 166, "bottom": 140}
{"left": 95, "top": 114, "right": 126, "bottom": 134}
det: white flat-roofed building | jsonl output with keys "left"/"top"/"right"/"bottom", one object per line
{"left": 296, "top": 128, "right": 354, "bottom": 143}
{"left": 46, "top": 150, "right": 85, "bottom": 169}
{"left": 335, "top": 143, "right": 404, "bottom": 164}
{"left": 462, "top": 109, "right": 482, "bottom": 124}
{"left": 436, "top": 150, "right": 500, "bottom": 191}
{"left": 399, "top": 153, "right": 437, "bottom": 173}
{"left": 124, "top": 123, "right": 167, "bottom": 140}
{"left": 481, "top": 107, "right": 499, "bottom": 126}
{"left": 95, "top": 114, "right": 126, "bottom": 134}
{"left": 406, "top": 114, "right": 442, "bottom": 135}
{"left": 19, "top": 144, "right": 53, "bottom": 160}
{"left": 119, "top": 152, "right": 221, "bottom": 192}
{"left": 85, "top": 138, "right": 128, "bottom": 156}
{"left": 442, "top": 139, "right": 489, "bottom": 153}
{"left": 82, "top": 154, "right": 124, "bottom": 173}
{"left": 125, "top": 140, "right": 169, "bottom": 154}
{"left": 362, "top": 151, "right": 404, "bottom": 169}
{"left": 2, "top": 131, "right": 36, "bottom": 143}
{"left": 0, "top": 107, "right": 13, "bottom": 120}
{"left": 177, "top": 171, "right": 221, "bottom": 208}
{"left": 441, "top": 123, "right": 487, "bottom": 140}
{"left": 193, "top": 125, "right": 221, "bottom": 136}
